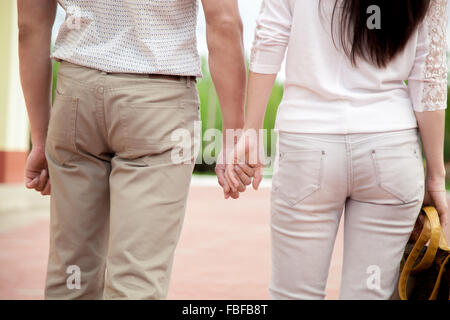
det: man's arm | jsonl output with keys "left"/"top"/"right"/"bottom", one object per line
{"left": 202, "top": 0, "right": 246, "bottom": 130}
{"left": 18, "top": 0, "right": 57, "bottom": 195}
{"left": 202, "top": 0, "right": 247, "bottom": 198}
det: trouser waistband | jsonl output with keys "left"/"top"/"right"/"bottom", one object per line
{"left": 59, "top": 60, "right": 196, "bottom": 83}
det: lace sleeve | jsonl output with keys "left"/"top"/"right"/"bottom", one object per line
{"left": 408, "top": 0, "right": 448, "bottom": 112}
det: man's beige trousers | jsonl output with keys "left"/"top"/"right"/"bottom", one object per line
{"left": 44, "top": 61, "right": 200, "bottom": 299}
{"left": 270, "top": 128, "right": 425, "bottom": 299}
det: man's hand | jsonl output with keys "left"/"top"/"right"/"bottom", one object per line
{"left": 25, "top": 145, "right": 50, "bottom": 196}
{"left": 215, "top": 150, "right": 240, "bottom": 199}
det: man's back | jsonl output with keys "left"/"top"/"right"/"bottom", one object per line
{"left": 18, "top": 0, "right": 246, "bottom": 299}
{"left": 53, "top": 0, "right": 201, "bottom": 76}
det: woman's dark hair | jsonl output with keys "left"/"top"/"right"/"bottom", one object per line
{"left": 326, "top": 0, "right": 432, "bottom": 68}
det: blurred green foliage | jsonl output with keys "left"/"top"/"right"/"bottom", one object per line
{"left": 52, "top": 61, "right": 59, "bottom": 103}
{"left": 445, "top": 96, "right": 450, "bottom": 162}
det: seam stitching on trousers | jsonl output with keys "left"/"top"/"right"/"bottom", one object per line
{"left": 345, "top": 136, "right": 353, "bottom": 196}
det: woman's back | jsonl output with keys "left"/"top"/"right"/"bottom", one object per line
{"left": 250, "top": 0, "right": 447, "bottom": 134}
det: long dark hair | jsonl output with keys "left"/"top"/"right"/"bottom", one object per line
{"left": 327, "top": 0, "right": 432, "bottom": 68}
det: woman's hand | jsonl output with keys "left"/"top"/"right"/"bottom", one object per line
{"left": 423, "top": 175, "right": 448, "bottom": 227}
{"left": 224, "top": 129, "right": 265, "bottom": 192}
{"left": 410, "top": 175, "right": 447, "bottom": 242}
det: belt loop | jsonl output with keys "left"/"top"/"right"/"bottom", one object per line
{"left": 186, "top": 76, "right": 191, "bottom": 88}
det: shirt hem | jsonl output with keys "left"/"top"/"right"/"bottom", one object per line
{"left": 50, "top": 55, "right": 203, "bottom": 78}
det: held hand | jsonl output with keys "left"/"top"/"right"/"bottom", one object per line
{"left": 225, "top": 129, "right": 265, "bottom": 193}
{"left": 423, "top": 175, "right": 448, "bottom": 227}
{"left": 24, "top": 145, "right": 50, "bottom": 196}
{"left": 216, "top": 149, "right": 254, "bottom": 199}
{"left": 215, "top": 149, "right": 240, "bottom": 199}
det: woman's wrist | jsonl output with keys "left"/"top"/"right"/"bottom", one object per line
{"left": 243, "top": 120, "right": 264, "bottom": 132}
{"left": 425, "top": 165, "right": 446, "bottom": 180}
{"left": 425, "top": 171, "right": 447, "bottom": 192}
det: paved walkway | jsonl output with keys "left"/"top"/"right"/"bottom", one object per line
{"left": 0, "top": 178, "right": 448, "bottom": 300}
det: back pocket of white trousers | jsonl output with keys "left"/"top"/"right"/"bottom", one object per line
{"left": 272, "top": 149, "right": 325, "bottom": 206}
{"left": 371, "top": 147, "right": 424, "bottom": 203}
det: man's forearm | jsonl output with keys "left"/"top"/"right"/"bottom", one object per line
{"left": 205, "top": 7, "right": 246, "bottom": 131}
{"left": 415, "top": 110, "right": 446, "bottom": 183}
{"left": 18, "top": 0, "right": 56, "bottom": 148}
{"left": 19, "top": 36, "right": 53, "bottom": 147}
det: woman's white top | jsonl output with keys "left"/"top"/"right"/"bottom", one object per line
{"left": 250, "top": 0, "right": 448, "bottom": 134}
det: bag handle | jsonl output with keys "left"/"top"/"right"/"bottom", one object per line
{"left": 439, "top": 223, "right": 449, "bottom": 251}
{"left": 411, "top": 206, "right": 443, "bottom": 273}
{"left": 398, "top": 206, "right": 444, "bottom": 300}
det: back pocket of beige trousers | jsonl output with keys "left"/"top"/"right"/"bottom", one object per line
{"left": 46, "top": 91, "right": 79, "bottom": 165}
{"left": 119, "top": 102, "right": 185, "bottom": 155}
{"left": 272, "top": 149, "right": 325, "bottom": 206}
{"left": 371, "top": 147, "right": 424, "bottom": 203}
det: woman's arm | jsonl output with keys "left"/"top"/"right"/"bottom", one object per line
{"left": 415, "top": 111, "right": 446, "bottom": 181}
{"left": 408, "top": 0, "right": 448, "bottom": 225}
{"left": 245, "top": 0, "right": 294, "bottom": 128}
{"left": 225, "top": 0, "right": 295, "bottom": 191}
{"left": 244, "top": 72, "right": 277, "bottom": 131}
{"left": 415, "top": 111, "right": 448, "bottom": 226}
{"left": 229, "top": 72, "right": 277, "bottom": 190}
